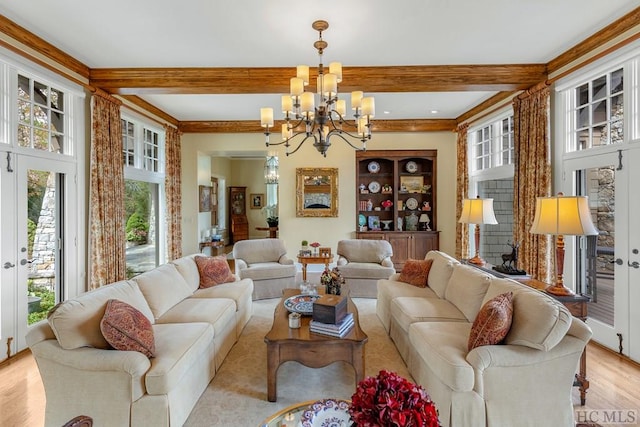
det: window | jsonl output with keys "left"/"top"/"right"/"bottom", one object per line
{"left": 470, "top": 115, "right": 514, "bottom": 172}
{"left": 17, "top": 74, "right": 65, "bottom": 153}
{"left": 573, "top": 68, "right": 624, "bottom": 151}
{"left": 467, "top": 112, "right": 515, "bottom": 265}
{"left": 121, "top": 114, "right": 166, "bottom": 276}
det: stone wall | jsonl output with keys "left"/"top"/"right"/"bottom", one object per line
{"left": 30, "top": 174, "right": 56, "bottom": 288}
{"left": 478, "top": 179, "right": 514, "bottom": 267}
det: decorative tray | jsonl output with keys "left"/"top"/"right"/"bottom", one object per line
{"left": 283, "top": 294, "right": 321, "bottom": 315}
{"left": 300, "top": 399, "right": 351, "bottom": 427}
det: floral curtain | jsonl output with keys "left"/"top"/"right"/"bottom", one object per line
{"left": 89, "top": 91, "right": 126, "bottom": 289}
{"left": 513, "top": 82, "right": 552, "bottom": 283}
{"left": 455, "top": 123, "right": 469, "bottom": 260}
{"left": 165, "top": 125, "right": 182, "bottom": 260}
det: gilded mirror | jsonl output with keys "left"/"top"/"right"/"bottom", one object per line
{"left": 296, "top": 168, "right": 338, "bottom": 217}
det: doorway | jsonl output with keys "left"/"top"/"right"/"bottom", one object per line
{"left": 564, "top": 148, "right": 640, "bottom": 362}
{"left": 0, "top": 151, "right": 77, "bottom": 361}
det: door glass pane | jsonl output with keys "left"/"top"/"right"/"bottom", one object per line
{"left": 26, "top": 170, "right": 58, "bottom": 325}
{"left": 125, "top": 180, "right": 158, "bottom": 277}
{"left": 577, "top": 166, "right": 615, "bottom": 326}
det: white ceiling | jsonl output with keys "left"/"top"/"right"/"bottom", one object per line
{"left": 1, "top": 0, "right": 638, "bottom": 121}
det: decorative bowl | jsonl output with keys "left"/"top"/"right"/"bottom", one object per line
{"left": 300, "top": 399, "right": 351, "bottom": 427}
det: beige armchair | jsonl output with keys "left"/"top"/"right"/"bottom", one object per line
{"left": 336, "top": 239, "right": 395, "bottom": 298}
{"left": 233, "top": 238, "right": 297, "bottom": 299}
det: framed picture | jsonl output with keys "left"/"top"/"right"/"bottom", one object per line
{"left": 368, "top": 215, "right": 381, "bottom": 231}
{"left": 199, "top": 185, "right": 211, "bottom": 212}
{"left": 296, "top": 167, "right": 339, "bottom": 217}
{"left": 250, "top": 193, "right": 264, "bottom": 209}
{"left": 400, "top": 176, "right": 424, "bottom": 193}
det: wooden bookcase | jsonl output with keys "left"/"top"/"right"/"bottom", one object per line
{"left": 355, "top": 150, "right": 439, "bottom": 270}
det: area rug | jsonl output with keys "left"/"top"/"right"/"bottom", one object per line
{"left": 184, "top": 298, "right": 411, "bottom": 426}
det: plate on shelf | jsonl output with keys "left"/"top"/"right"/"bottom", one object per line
{"left": 367, "top": 161, "right": 380, "bottom": 173}
{"left": 368, "top": 181, "right": 381, "bottom": 193}
{"left": 405, "top": 197, "right": 419, "bottom": 210}
{"left": 405, "top": 161, "right": 418, "bottom": 173}
{"left": 300, "top": 399, "right": 351, "bottom": 427}
{"left": 358, "top": 214, "right": 366, "bottom": 227}
{"left": 283, "top": 294, "right": 321, "bottom": 315}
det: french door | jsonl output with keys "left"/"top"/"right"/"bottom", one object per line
{"left": 563, "top": 147, "right": 640, "bottom": 362}
{"left": 0, "top": 150, "right": 77, "bottom": 361}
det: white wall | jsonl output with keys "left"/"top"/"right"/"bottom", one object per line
{"left": 181, "top": 131, "right": 457, "bottom": 258}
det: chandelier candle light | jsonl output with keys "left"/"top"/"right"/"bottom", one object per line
{"left": 529, "top": 193, "right": 599, "bottom": 296}
{"left": 458, "top": 197, "right": 498, "bottom": 266}
{"left": 260, "top": 20, "right": 374, "bottom": 157}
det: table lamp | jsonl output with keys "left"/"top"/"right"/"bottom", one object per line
{"left": 458, "top": 196, "right": 498, "bottom": 266}
{"left": 529, "top": 193, "right": 598, "bottom": 296}
{"left": 419, "top": 213, "right": 431, "bottom": 231}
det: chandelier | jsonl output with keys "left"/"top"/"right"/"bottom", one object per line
{"left": 260, "top": 20, "right": 375, "bottom": 157}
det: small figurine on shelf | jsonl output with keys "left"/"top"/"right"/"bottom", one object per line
{"left": 381, "top": 183, "right": 393, "bottom": 194}
{"left": 421, "top": 201, "right": 431, "bottom": 211}
{"left": 359, "top": 183, "right": 367, "bottom": 194}
{"left": 366, "top": 199, "right": 373, "bottom": 211}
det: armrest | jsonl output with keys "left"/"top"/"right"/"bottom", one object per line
{"left": 337, "top": 256, "right": 348, "bottom": 266}
{"left": 388, "top": 272, "right": 402, "bottom": 281}
{"left": 278, "top": 255, "right": 294, "bottom": 265}
{"left": 235, "top": 258, "right": 248, "bottom": 271}
{"left": 381, "top": 257, "right": 394, "bottom": 268}
{"left": 31, "top": 340, "right": 151, "bottom": 377}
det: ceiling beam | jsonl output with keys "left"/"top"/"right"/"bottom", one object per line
{"left": 178, "top": 118, "right": 457, "bottom": 133}
{"left": 90, "top": 64, "right": 547, "bottom": 95}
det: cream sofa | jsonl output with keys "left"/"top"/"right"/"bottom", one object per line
{"left": 233, "top": 238, "right": 297, "bottom": 300}
{"left": 336, "top": 239, "right": 396, "bottom": 298}
{"left": 377, "top": 250, "right": 592, "bottom": 427}
{"left": 26, "top": 254, "right": 253, "bottom": 427}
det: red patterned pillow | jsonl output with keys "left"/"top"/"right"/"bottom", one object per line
{"left": 195, "top": 255, "right": 235, "bottom": 288}
{"left": 468, "top": 292, "right": 514, "bottom": 351}
{"left": 398, "top": 259, "right": 433, "bottom": 287}
{"left": 100, "top": 299, "right": 155, "bottom": 358}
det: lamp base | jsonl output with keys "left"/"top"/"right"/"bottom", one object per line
{"left": 467, "top": 255, "right": 486, "bottom": 266}
{"left": 546, "top": 283, "right": 575, "bottom": 296}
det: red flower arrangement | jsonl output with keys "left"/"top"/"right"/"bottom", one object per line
{"left": 349, "top": 370, "right": 440, "bottom": 427}
{"left": 310, "top": 242, "right": 321, "bottom": 248}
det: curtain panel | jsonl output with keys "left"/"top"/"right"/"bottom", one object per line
{"left": 165, "top": 125, "right": 182, "bottom": 260}
{"left": 89, "top": 92, "right": 126, "bottom": 289}
{"left": 455, "top": 123, "right": 469, "bottom": 260}
{"left": 512, "top": 82, "right": 552, "bottom": 283}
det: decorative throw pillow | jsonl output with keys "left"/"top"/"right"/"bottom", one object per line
{"left": 398, "top": 258, "right": 433, "bottom": 287}
{"left": 100, "top": 299, "right": 155, "bottom": 358}
{"left": 468, "top": 291, "right": 513, "bottom": 351}
{"left": 195, "top": 255, "right": 235, "bottom": 288}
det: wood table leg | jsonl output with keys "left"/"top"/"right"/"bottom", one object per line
{"left": 576, "top": 348, "right": 589, "bottom": 405}
{"left": 266, "top": 343, "right": 280, "bottom": 402}
{"left": 352, "top": 343, "right": 366, "bottom": 384}
{"left": 301, "top": 262, "right": 307, "bottom": 282}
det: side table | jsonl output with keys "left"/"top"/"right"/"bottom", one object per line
{"left": 297, "top": 255, "right": 332, "bottom": 282}
{"left": 199, "top": 240, "right": 225, "bottom": 256}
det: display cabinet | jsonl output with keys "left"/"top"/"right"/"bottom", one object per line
{"left": 229, "top": 186, "right": 248, "bottom": 243}
{"left": 355, "top": 150, "right": 439, "bottom": 270}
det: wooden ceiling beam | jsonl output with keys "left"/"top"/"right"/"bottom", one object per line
{"left": 90, "top": 64, "right": 547, "bottom": 95}
{"left": 178, "top": 118, "right": 457, "bottom": 133}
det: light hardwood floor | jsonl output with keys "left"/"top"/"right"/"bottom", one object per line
{"left": 1, "top": 342, "right": 638, "bottom": 426}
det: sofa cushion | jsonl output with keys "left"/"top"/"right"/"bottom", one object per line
{"left": 47, "top": 280, "right": 154, "bottom": 350}
{"left": 171, "top": 254, "right": 201, "bottom": 292}
{"left": 409, "top": 322, "right": 475, "bottom": 392}
{"left": 504, "top": 285, "right": 573, "bottom": 351}
{"left": 195, "top": 255, "right": 235, "bottom": 288}
{"left": 425, "top": 251, "right": 460, "bottom": 298}
{"left": 398, "top": 258, "right": 433, "bottom": 287}
{"left": 338, "top": 263, "right": 395, "bottom": 279}
{"left": 468, "top": 292, "right": 513, "bottom": 351}
{"left": 100, "top": 299, "right": 155, "bottom": 358}
{"left": 145, "top": 322, "right": 214, "bottom": 395}
{"left": 238, "top": 262, "right": 297, "bottom": 281}
{"left": 444, "top": 264, "right": 492, "bottom": 321}
{"left": 337, "top": 239, "right": 393, "bottom": 263}
{"left": 156, "top": 298, "right": 236, "bottom": 337}
{"left": 391, "top": 297, "right": 467, "bottom": 333}
{"left": 133, "top": 263, "right": 193, "bottom": 320}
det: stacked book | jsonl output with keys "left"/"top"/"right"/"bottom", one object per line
{"left": 310, "top": 313, "right": 354, "bottom": 338}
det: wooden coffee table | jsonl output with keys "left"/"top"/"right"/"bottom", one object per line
{"left": 264, "top": 289, "right": 368, "bottom": 402}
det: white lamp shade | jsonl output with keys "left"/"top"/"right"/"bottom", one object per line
{"left": 260, "top": 108, "right": 273, "bottom": 128}
{"left": 530, "top": 195, "right": 599, "bottom": 236}
{"left": 458, "top": 198, "right": 498, "bottom": 225}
